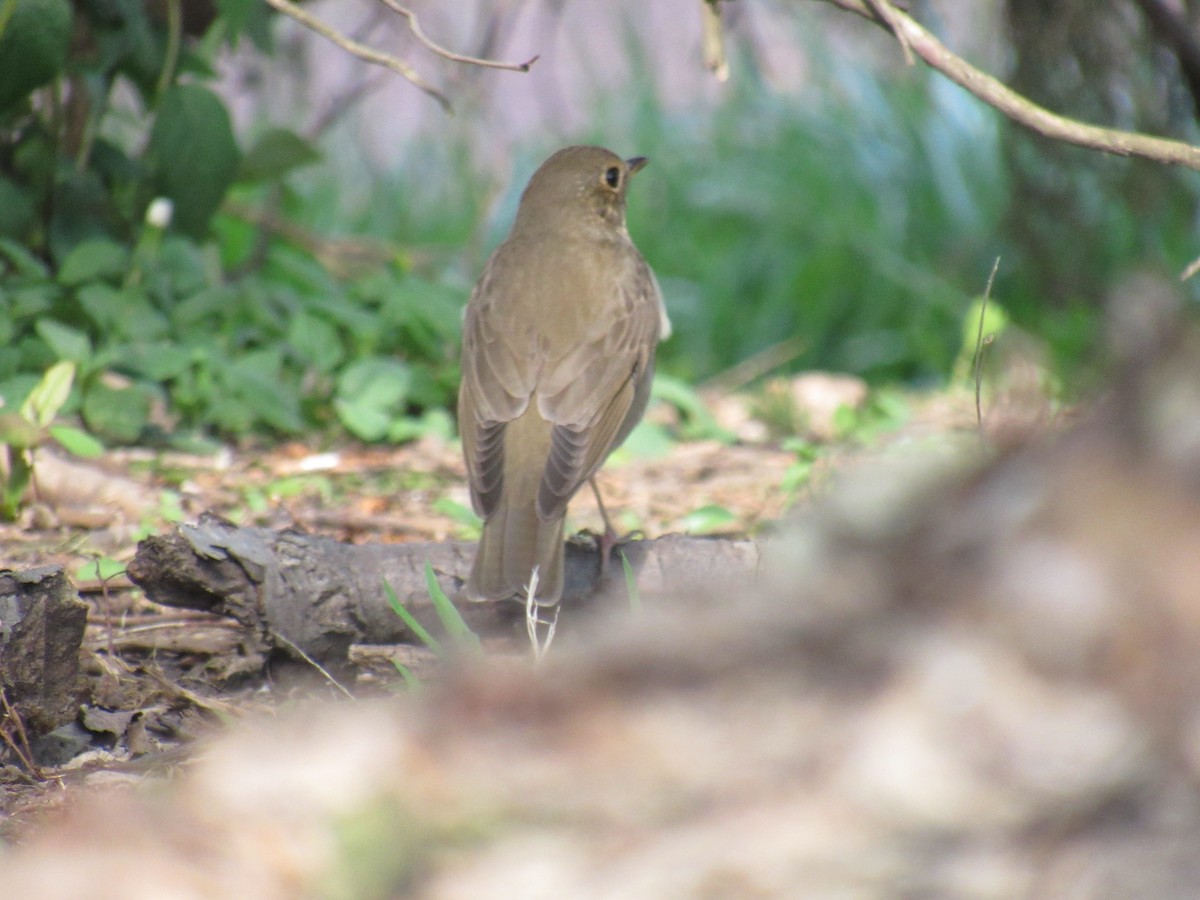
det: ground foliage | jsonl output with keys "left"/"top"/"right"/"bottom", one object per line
{"left": 2, "top": 0, "right": 1196, "bottom": 465}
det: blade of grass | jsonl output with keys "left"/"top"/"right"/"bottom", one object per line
{"left": 424, "top": 561, "right": 481, "bottom": 651}
{"left": 384, "top": 579, "right": 442, "bottom": 654}
{"left": 392, "top": 660, "right": 423, "bottom": 689}
{"left": 620, "top": 550, "right": 641, "bottom": 614}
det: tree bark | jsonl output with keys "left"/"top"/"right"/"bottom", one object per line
{"left": 126, "top": 513, "right": 760, "bottom": 664}
{"left": 0, "top": 567, "right": 88, "bottom": 738}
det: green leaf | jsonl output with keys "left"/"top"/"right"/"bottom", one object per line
{"left": 954, "top": 297, "right": 1011, "bottom": 381}
{"left": 0, "top": 237, "right": 50, "bottom": 278}
{"left": 611, "top": 420, "right": 674, "bottom": 462}
{"left": 76, "top": 284, "right": 124, "bottom": 332}
{"left": 0, "top": 412, "right": 41, "bottom": 449}
{"left": 384, "top": 579, "right": 442, "bottom": 653}
{"left": 832, "top": 403, "right": 859, "bottom": 438}
{"left": 20, "top": 360, "right": 75, "bottom": 427}
{"left": 35, "top": 319, "right": 91, "bottom": 363}
{"left": 72, "top": 556, "right": 125, "bottom": 582}
{"left": 147, "top": 84, "right": 241, "bottom": 238}
{"left": 424, "top": 561, "right": 480, "bottom": 650}
{"left": 224, "top": 349, "right": 303, "bottom": 434}
{"left": 47, "top": 169, "right": 119, "bottom": 263}
{"left": 48, "top": 424, "right": 103, "bottom": 458}
{"left": 76, "top": 284, "right": 168, "bottom": 341}
{"left": 620, "top": 551, "right": 641, "bottom": 614}
{"left": 119, "top": 342, "right": 193, "bottom": 381}
{"left": 391, "top": 660, "right": 422, "bottom": 690}
{"left": 432, "top": 497, "right": 481, "bottom": 537}
{"left": 215, "top": 0, "right": 274, "bottom": 50}
{"left": 387, "top": 408, "right": 454, "bottom": 445}
{"left": 678, "top": 504, "right": 738, "bottom": 535}
{"left": 237, "top": 128, "right": 321, "bottom": 183}
{"left": 0, "top": 175, "right": 35, "bottom": 239}
{"left": 10, "top": 284, "right": 57, "bottom": 319}
{"left": 82, "top": 381, "right": 149, "bottom": 444}
{"left": 651, "top": 374, "right": 735, "bottom": 443}
{"left": 1, "top": 445, "right": 32, "bottom": 520}
{"left": 57, "top": 238, "right": 129, "bottom": 286}
{"left": 0, "top": 0, "right": 72, "bottom": 111}
{"left": 287, "top": 312, "right": 343, "bottom": 373}
{"left": 780, "top": 438, "right": 820, "bottom": 493}
{"left": 334, "top": 357, "right": 411, "bottom": 442}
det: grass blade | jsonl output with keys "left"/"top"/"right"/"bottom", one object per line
{"left": 384, "top": 579, "right": 442, "bottom": 654}
{"left": 424, "top": 561, "right": 481, "bottom": 651}
{"left": 620, "top": 550, "right": 641, "bottom": 614}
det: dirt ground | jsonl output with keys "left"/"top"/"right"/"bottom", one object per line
{"left": 2, "top": 380, "right": 989, "bottom": 843}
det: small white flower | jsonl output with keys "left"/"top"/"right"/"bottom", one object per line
{"left": 145, "top": 197, "right": 174, "bottom": 229}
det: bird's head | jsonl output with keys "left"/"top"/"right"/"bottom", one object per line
{"left": 515, "top": 145, "right": 648, "bottom": 232}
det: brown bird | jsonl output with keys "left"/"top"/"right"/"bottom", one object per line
{"left": 458, "top": 145, "right": 669, "bottom": 605}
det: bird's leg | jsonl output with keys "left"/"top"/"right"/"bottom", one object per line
{"left": 588, "top": 476, "right": 620, "bottom": 575}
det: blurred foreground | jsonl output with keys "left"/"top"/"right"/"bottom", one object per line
{"left": 5, "top": 313, "right": 1200, "bottom": 898}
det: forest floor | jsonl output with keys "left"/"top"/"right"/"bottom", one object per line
{"left": 0, "top": 379, "right": 992, "bottom": 844}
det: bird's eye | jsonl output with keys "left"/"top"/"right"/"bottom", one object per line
{"left": 604, "top": 166, "right": 621, "bottom": 189}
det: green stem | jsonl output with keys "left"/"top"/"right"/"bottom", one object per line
{"left": 155, "top": 0, "right": 183, "bottom": 102}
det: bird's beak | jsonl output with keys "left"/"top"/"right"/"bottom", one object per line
{"left": 626, "top": 156, "right": 649, "bottom": 175}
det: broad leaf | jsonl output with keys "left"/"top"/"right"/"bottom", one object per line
{"left": 35, "top": 319, "right": 92, "bottom": 363}
{"left": 147, "top": 84, "right": 240, "bottom": 238}
{"left": 0, "top": 0, "right": 72, "bottom": 111}
{"left": 334, "top": 357, "right": 411, "bottom": 442}
{"left": 49, "top": 424, "right": 104, "bottom": 458}
{"left": 82, "top": 380, "right": 149, "bottom": 444}
{"left": 238, "top": 128, "right": 321, "bottom": 184}
{"left": 20, "top": 359, "right": 75, "bottom": 427}
{"left": 58, "top": 238, "right": 129, "bottom": 286}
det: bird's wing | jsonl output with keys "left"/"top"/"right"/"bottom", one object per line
{"left": 458, "top": 264, "right": 537, "bottom": 519}
{"left": 535, "top": 258, "right": 662, "bottom": 520}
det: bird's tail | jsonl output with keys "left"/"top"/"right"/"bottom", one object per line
{"left": 466, "top": 502, "right": 565, "bottom": 605}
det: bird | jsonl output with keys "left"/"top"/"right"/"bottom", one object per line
{"left": 458, "top": 145, "right": 670, "bottom": 606}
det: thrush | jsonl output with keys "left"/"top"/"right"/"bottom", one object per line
{"left": 458, "top": 145, "right": 670, "bottom": 605}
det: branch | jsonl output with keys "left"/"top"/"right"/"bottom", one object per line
{"left": 375, "top": 0, "right": 539, "bottom": 72}
{"left": 817, "top": 0, "right": 1200, "bottom": 171}
{"left": 261, "top": 0, "right": 452, "bottom": 112}
{"left": 701, "top": 0, "right": 731, "bottom": 82}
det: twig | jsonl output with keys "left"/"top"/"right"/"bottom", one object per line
{"left": 261, "top": 0, "right": 452, "bottom": 112}
{"left": 701, "top": 0, "right": 730, "bottom": 81}
{"left": 863, "top": 0, "right": 913, "bottom": 65}
{"left": 700, "top": 335, "right": 808, "bottom": 394}
{"left": 815, "top": 0, "right": 1200, "bottom": 171}
{"left": 375, "top": 0, "right": 539, "bottom": 72}
{"left": 86, "top": 612, "right": 229, "bottom": 626}
{"left": 222, "top": 198, "right": 403, "bottom": 277}
{"left": 272, "top": 631, "right": 357, "bottom": 700}
{"left": 0, "top": 687, "right": 43, "bottom": 779}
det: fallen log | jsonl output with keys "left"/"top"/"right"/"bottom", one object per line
{"left": 0, "top": 566, "right": 88, "bottom": 739}
{"left": 126, "top": 514, "right": 761, "bottom": 663}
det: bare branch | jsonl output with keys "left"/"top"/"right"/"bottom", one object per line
{"left": 863, "top": 0, "right": 913, "bottom": 66}
{"left": 701, "top": 0, "right": 731, "bottom": 82}
{"left": 375, "top": 0, "right": 539, "bottom": 72}
{"left": 816, "top": 0, "right": 1200, "bottom": 171}
{"left": 261, "top": 0, "right": 452, "bottom": 112}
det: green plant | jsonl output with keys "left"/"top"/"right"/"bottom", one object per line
{"left": 619, "top": 550, "right": 641, "bottom": 614}
{"left": 0, "top": 360, "right": 102, "bottom": 519}
{"left": 0, "top": 1, "right": 466, "bottom": 447}
{"left": 383, "top": 564, "right": 480, "bottom": 682}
